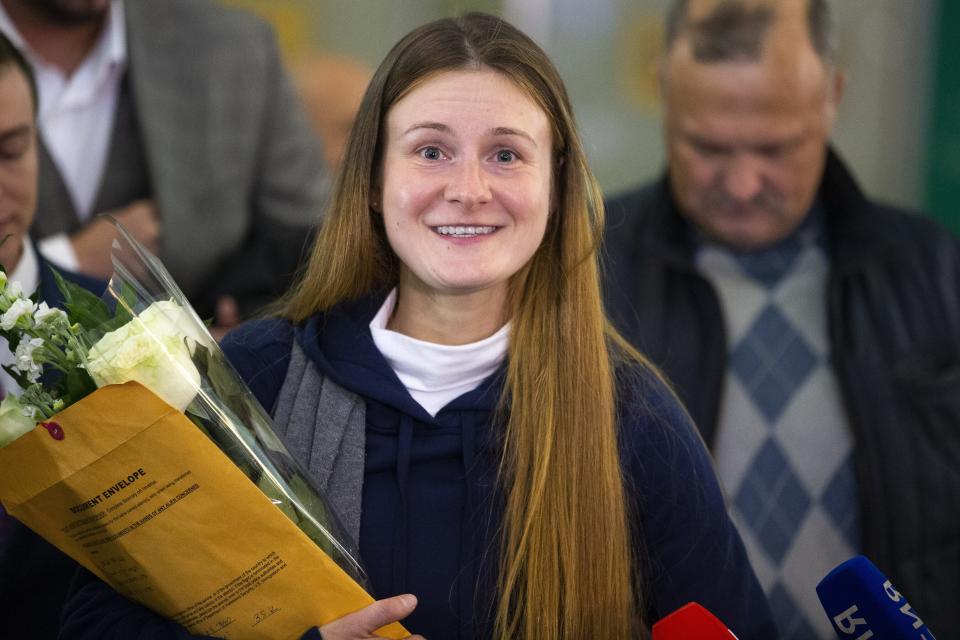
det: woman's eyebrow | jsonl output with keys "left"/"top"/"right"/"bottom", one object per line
{"left": 403, "top": 121, "right": 451, "bottom": 135}
{"left": 401, "top": 123, "right": 537, "bottom": 147}
{"left": 490, "top": 127, "right": 536, "bottom": 146}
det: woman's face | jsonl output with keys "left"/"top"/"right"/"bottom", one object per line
{"left": 379, "top": 68, "right": 554, "bottom": 304}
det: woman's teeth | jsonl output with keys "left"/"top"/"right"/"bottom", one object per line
{"left": 435, "top": 225, "right": 496, "bottom": 237}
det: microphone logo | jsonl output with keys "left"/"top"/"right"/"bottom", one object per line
{"left": 882, "top": 581, "right": 928, "bottom": 634}
{"left": 816, "top": 556, "right": 936, "bottom": 639}
{"left": 831, "top": 604, "right": 870, "bottom": 637}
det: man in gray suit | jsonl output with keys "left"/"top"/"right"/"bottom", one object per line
{"left": 0, "top": 0, "right": 326, "bottom": 333}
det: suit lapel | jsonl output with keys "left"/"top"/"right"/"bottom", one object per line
{"left": 32, "top": 138, "right": 82, "bottom": 240}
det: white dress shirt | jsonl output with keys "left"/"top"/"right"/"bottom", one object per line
{"left": 0, "top": 0, "right": 127, "bottom": 271}
{"left": 0, "top": 240, "right": 41, "bottom": 396}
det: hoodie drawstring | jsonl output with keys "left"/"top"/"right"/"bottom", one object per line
{"left": 459, "top": 411, "right": 478, "bottom": 639}
{"left": 392, "top": 414, "right": 415, "bottom": 595}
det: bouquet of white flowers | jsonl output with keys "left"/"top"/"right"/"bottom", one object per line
{"left": 0, "top": 223, "right": 407, "bottom": 639}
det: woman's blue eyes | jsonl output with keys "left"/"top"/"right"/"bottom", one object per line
{"left": 416, "top": 147, "right": 518, "bottom": 163}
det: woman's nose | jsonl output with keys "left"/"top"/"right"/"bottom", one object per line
{"left": 444, "top": 157, "right": 492, "bottom": 209}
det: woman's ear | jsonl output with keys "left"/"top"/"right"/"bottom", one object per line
{"left": 370, "top": 187, "right": 382, "bottom": 212}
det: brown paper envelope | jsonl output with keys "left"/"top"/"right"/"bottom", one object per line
{"left": 0, "top": 381, "right": 408, "bottom": 639}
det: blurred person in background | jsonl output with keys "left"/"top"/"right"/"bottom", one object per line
{"left": 0, "top": 30, "right": 105, "bottom": 640}
{"left": 0, "top": 0, "right": 326, "bottom": 336}
{"left": 604, "top": 0, "right": 960, "bottom": 636}
{"left": 293, "top": 53, "right": 372, "bottom": 174}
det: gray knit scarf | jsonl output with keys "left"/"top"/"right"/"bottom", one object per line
{"left": 271, "top": 340, "right": 367, "bottom": 545}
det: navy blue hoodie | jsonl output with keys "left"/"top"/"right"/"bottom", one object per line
{"left": 59, "top": 294, "right": 777, "bottom": 639}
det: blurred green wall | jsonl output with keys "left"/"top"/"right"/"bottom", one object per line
{"left": 925, "top": 1, "right": 960, "bottom": 233}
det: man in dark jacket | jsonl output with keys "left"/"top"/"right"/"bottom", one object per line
{"left": 0, "top": 31, "right": 106, "bottom": 640}
{"left": 604, "top": 0, "right": 960, "bottom": 637}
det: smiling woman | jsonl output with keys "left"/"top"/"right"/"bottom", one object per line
{"left": 58, "top": 12, "right": 777, "bottom": 640}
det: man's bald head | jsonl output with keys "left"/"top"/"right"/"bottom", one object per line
{"left": 665, "top": 0, "right": 835, "bottom": 66}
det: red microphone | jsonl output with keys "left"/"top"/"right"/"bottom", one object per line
{"left": 653, "top": 603, "right": 740, "bottom": 640}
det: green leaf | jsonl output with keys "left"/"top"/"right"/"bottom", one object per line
{"left": 193, "top": 345, "right": 261, "bottom": 440}
{"left": 50, "top": 268, "right": 74, "bottom": 306}
{"left": 52, "top": 269, "right": 112, "bottom": 331}
{"left": 94, "top": 281, "right": 140, "bottom": 334}
{"left": 195, "top": 345, "right": 239, "bottom": 402}
{"left": 1, "top": 363, "right": 30, "bottom": 391}
{"left": 6, "top": 332, "right": 21, "bottom": 353}
{"left": 63, "top": 367, "right": 98, "bottom": 401}
{"left": 118, "top": 281, "right": 138, "bottom": 323}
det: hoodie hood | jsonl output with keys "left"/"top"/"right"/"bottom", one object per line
{"left": 296, "top": 292, "right": 506, "bottom": 421}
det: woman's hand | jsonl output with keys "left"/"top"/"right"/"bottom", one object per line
{"left": 319, "top": 594, "right": 425, "bottom": 640}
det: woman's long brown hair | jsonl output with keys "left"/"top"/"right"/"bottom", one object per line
{"left": 282, "top": 13, "right": 653, "bottom": 638}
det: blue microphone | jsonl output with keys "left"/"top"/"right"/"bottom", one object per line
{"left": 816, "top": 556, "right": 937, "bottom": 639}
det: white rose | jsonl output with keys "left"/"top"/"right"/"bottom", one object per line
{"left": 137, "top": 300, "right": 213, "bottom": 354}
{"left": 1, "top": 298, "right": 37, "bottom": 330}
{"left": 85, "top": 301, "right": 206, "bottom": 411}
{"left": 0, "top": 396, "right": 36, "bottom": 448}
